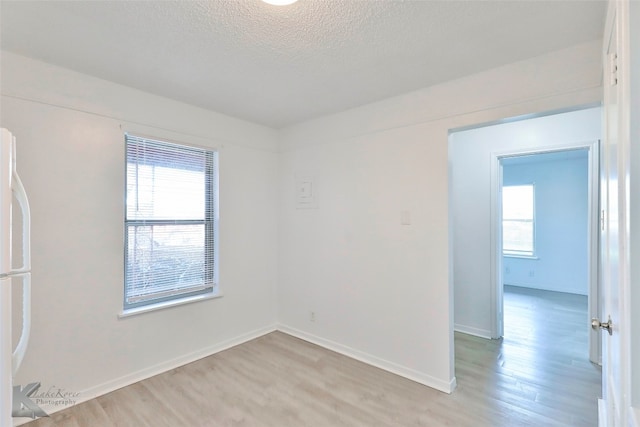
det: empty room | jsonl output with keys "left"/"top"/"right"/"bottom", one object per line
{"left": 501, "top": 148, "right": 594, "bottom": 367}
{"left": 450, "top": 108, "right": 602, "bottom": 425}
{"left": 1, "top": 1, "right": 639, "bottom": 427}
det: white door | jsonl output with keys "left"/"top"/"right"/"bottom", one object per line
{"left": 598, "top": 1, "right": 630, "bottom": 425}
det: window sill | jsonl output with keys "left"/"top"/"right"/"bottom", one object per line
{"left": 503, "top": 254, "right": 539, "bottom": 260}
{"left": 118, "top": 292, "right": 223, "bottom": 319}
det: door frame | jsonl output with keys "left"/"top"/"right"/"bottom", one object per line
{"left": 489, "top": 139, "right": 601, "bottom": 363}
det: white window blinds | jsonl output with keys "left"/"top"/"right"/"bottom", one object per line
{"left": 502, "top": 184, "right": 535, "bottom": 256}
{"left": 124, "top": 134, "right": 218, "bottom": 309}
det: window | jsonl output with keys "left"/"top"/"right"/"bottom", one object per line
{"left": 502, "top": 184, "right": 535, "bottom": 257}
{"left": 124, "top": 134, "right": 218, "bottom": 310}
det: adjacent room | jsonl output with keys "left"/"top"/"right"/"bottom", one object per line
{"left": 501, "top": 148, "right": 592, "bottom": 356}
{"left": 499, "top": 149, "right": 599, "bottom": 422}
{"left": 1, "top": 1, "right": 639, "bottom": 426}
{"left": 450, "top": 107, "right": 602, "bottom": 425}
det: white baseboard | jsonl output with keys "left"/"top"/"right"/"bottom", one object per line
{"left": 454, "top": 323, "right": 493, "bottom": 339}
{"left": 277, "top": 324, "right": 456, "bottom": 394}
{"left": 13, "top": 324, "right": 278, "bottom": 426}
{"left": 13, "top": 322, "right": 458, "bottom": 425}
{"left": 598, "top": 399, "right": 606, "bottom": 427}
{"left": 504, "top": 283, "right": 588, "bottom": 296}
{"left": 596, "top": 399, "right": 639, "bottom": 427}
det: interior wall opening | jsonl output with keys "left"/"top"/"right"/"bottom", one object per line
{"left": 449, "top": 106, "right": 602, "bottom": 424}
{"left": 498, "top": 149, "right": 599, "bottom": 407}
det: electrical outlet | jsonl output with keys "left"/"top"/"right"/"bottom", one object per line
{"left": 310, "top": 311, "right": 316, "bottom": 322}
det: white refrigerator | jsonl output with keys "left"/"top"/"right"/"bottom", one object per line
{"left": 0, "top": 128, "right": 32, "bottom": 426}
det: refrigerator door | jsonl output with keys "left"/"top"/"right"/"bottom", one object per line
{"left": 0, "top": 128, "right": 32, "bottom": 426}
{"left": 1, "top": 278, "right": 12, "bottom": 426}
{"left": 0, "top": 128, "right": 12, "bottom": 276}
{"left": 11, "top": 271, "right": 30, "bottom": 375}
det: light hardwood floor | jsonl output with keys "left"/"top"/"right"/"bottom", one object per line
{"left": 24, "top": 286, "right": 600, "bottom": 426}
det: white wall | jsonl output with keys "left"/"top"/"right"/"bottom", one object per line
{"left": 451, "top": 107, "right": 601, "bottom": 339}
{"left": 1, "top": 52, "right": 280, "bottom": 415}
{"left": 0, "top": 38, "right": 604, "bottom": 412}
{"left": 502, "top": 152, "right": 589, "bottom": 295}
{"left": 278, "top": 40, "right": 602, "bottom": 391}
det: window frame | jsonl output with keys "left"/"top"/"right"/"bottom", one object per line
{"left": 502, "top": 183, "right": 536, "bottom": 258}
{"left": 123, "top": 133, "right": 219, "bottom": 313}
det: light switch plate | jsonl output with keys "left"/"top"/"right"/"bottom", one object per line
{"left": 295, "top": 175, "right": 318, "bottom": 209}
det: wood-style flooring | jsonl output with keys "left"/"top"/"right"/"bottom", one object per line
{"left": 24, "top": 286, "right": 601, "bottom": 426}
{"left": 452, "top": 285, "right": 601, "bottom": 426}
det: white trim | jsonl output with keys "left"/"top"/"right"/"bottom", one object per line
{"left": 490, "top": 139, "right": 600, "bottom": 356}
{"left": 454, "top": 324, "right": 493, "bottom": 340}
{"left": 277, "top": 324, "right": 456, "bottom": 394}
{"left": 587, "top": 139, "right": 601, "bottom": 366}
{"left": 118, "top": 291, "right": 224, "bottom": 318}
{"left": 503, "top": 254, "right": 539, "bottom": 260}
{"left": 631, "top": 407, "right": 640, "bottom": 427}
{"left": 598, "top": 398, "right": 607, "bottom": 427}
{"left": 13, "top": 324, "right": 278, "bottom": 426}
{"left": 609, "top": 374, "right": 622, "bottom": 427}
{"left": 121, "top": 126, "right": 223, "bottom": 154}
{"left": 490, "top": 153, "right": 503, "bottom": 338}
{"left": 449, "top": 103, "right": 603, "bottom": 134}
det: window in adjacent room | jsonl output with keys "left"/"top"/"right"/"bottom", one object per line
{"left": 502, "top": 184, "right": 535, "bottom": 257}
{"left": 124, "top": 134, "right": 218, "bottom": 311}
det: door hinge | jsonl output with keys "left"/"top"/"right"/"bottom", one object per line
{"left": 610, "top": 53, "right": 618, "bottom": 86}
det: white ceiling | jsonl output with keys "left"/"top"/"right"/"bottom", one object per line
{"left": 0, "top": 1, "right": 606, "bottom": 129}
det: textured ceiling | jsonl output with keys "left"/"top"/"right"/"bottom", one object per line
{"left": 0, "top": 1, "right": 606, "bottom": 128}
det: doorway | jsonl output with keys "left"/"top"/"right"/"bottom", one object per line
{"left": 492, "top": 143, "right": 600, "bottom": 364}
{"left": 449, "top": 106, "right": 601, "bottom": 348}
{"left": 449, "top": 107, "right": 603, "bottom": 423}
{"left": 497, "top": 148, "right": 598, "bottom": 363}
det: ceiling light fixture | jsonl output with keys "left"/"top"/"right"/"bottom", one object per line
{"left": 262, "top": 0, "right": 298, "bottom": 5}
